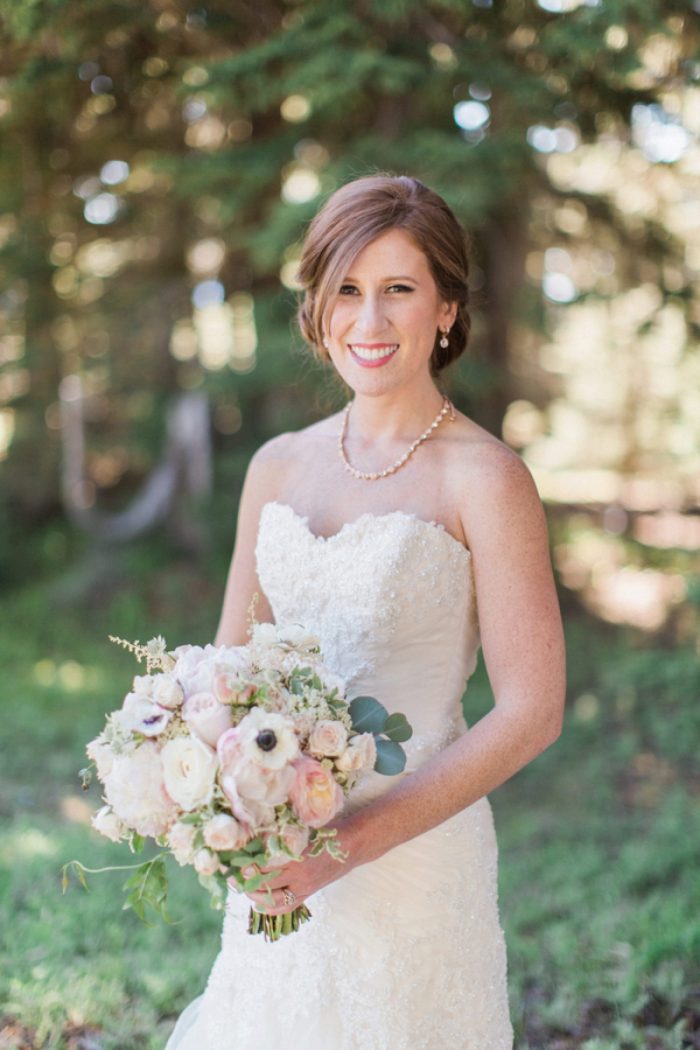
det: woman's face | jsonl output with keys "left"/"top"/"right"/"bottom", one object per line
{"left": 324, "top": 228, "right": 456, "bottom": 396}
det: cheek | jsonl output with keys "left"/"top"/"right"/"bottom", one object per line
{"left": 328, "top": 303, "right": 354, "bottom": 335}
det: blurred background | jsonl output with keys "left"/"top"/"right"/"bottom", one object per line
{"left": 0, "top": 2, "right": 698, "bottom": 1047}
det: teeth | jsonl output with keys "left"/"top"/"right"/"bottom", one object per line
{"left": 349, "top": 344, "right": 398, "bottom": 361}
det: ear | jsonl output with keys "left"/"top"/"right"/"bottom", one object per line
{"left": 438, "top": 299, "right": 458, "bottom": 329}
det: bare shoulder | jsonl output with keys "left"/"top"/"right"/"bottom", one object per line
{"left": 246, "top": 413, "right": 343, "bottom": 498}
{"left": 253, "top": 413, "right": 342, "bottom": 461}
{"left": 446, "top": 416, "right": 545, "bottom": 545}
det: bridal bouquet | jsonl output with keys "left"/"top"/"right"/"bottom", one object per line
{"left": 65, "top": 621, "right": 412, "bottom": 940}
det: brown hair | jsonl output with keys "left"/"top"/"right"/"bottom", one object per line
{"left": 295, "top": 173, "right": 471, "bottom": 377}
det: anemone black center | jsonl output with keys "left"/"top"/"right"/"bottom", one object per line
{"left": 256, "top": 729, "right": 277, "bottom": 751}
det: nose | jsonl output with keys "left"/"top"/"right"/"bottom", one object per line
{"left": 354, "top": 293, "right": 387, "bottom": 337}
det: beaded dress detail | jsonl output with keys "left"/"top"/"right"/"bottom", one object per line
{"left": 165, "top": 500, "right": 513, "bottom": 1050}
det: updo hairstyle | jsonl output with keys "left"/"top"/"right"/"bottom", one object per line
{"left": 295, "top": 173, "right": 471, "bottom": 377}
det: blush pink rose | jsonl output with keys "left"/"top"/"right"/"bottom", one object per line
{"left": 308, "top": 719, "right": 348, "bottom": 758}
{"left": 193, "top": 847, "right": 222, "bottom": 877}
{"left": 289, "top": 756, "right": 344, "bottom": 829}
{"left": 203, "top": 813, "right": 249, "bottom": 852}
{"left": 281, "top": 822, "right": 310, "bottom": 857}
{"left": 183, "top": 691, "right": 233, "bottom": 747}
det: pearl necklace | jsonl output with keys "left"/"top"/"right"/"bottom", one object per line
{"left": 338, "top": 395, "right": 456, "bottom": 481}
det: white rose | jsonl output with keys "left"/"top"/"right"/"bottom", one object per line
{"left": 336, "top": 733, "right": 377, "bottom": 774}
{"left": 203, "top": 813, "right": 249, "bottom": 852}
{"left": 91, "top": 805, "right": 125, "bottom": 843}
{"left": 193, "top": 847, "right": 221, "bottom": 877}
{"left": 308, "top": 719, "right": 348, "bottom": 758}
{"left": 276, "top": 622, "right": 320, "bottom": 651}
{"left": 161, "top": 735, "right": 218, "bottom": 811}
{"left": 183, "top": 691, "right": 233, "bottom": 747}
{"left": 86, "top": 736, "right": 115, "bottom": 781}
{"left": 116, "top": 692, "right": 172, "bottom": 737}
{"left": 152, "top": 674, "right": 184, "bottom": 709}
{"left": 104, "top": 742, "right": 177, "bottom": 837}
{"left": 167, "top": 821, "right": 198, "bottom": 865}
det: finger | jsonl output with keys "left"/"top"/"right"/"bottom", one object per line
{"left": 258, "top": 873, "right": 293, "bottom": 890}
{"left": 245, "top": 889, "right": 298, "bottom": 916}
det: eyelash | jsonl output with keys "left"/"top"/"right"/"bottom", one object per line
{"left": 338, "top": 284, "right": 413, "bottom": 295}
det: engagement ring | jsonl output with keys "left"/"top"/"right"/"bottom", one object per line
{"left": 282, "top": 887, "right": 296, "bottom": 906}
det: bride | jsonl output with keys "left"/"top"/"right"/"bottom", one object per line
{"left": 166, "top": 173, "right": 565, "bottom": 1049}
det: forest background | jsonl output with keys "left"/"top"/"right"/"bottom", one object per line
{"left": 0, "top": 1, "right": 699, "bottom": 1047}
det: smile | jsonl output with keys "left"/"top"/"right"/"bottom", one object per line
{"left": 348, "top": 343, "right": 398, "bottom": 367}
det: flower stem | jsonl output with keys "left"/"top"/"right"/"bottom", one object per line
{"left": 247, "top": 904, "right": 312, "bottom": 940}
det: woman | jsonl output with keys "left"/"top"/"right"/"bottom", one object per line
{"left": 166, "top": 173, "right": 565, "bottom": 1049}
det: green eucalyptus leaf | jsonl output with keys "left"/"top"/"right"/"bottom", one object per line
{"left": 374, "top": 738, "right": 407, "bottom": 776}
{"left": 349, "top": 696, "right": 388, "bottom": 733}
{"left": 381, "top": 712, "right": 413, "bottom": 742}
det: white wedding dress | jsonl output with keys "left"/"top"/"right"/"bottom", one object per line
{"left": 166, "top": 500, "right": 513, "bottom": 1049}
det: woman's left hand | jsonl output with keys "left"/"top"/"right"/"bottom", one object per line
{"left": 242, "top": 821, "right": 354, "bottom": 916}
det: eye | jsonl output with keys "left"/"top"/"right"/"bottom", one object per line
{"left": 338, "top": 284, "right": 359, "bottom": 295}
{"left": 387, "top": 284, "right": 413, "bottom": 293}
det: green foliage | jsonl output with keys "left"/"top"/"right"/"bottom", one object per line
{"left": 122, "top": 856, "right": 172, "bottom": 925}
{"left": 349, "top": 695, "right": 412, "bottom": 772}
{"left": 0, "top": 0, "right": 697, "bottom": 572}
{"left": 373, "top": 737, "right": 407, "bottom": 776}
{"left": 348, "top": 694, "right": 389, "bottom": 733}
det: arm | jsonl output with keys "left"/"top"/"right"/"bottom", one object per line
{"left": 250, "top": 444, "right": 566, "bottom": 912}
{"left": 214, "top": 433, "right": 292, "bottom": 647}
{"left": 339, "top": 445, "right": 566, "bottom": 868}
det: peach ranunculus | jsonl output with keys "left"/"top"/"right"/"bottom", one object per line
{"left": 308, "top": 719, "right": 348, "bottom": 758}
{"left": 213, "top": 672, "right": 256, "bottom": 706}
{"left": 203, "top": 813, "right": 249, "bottom": 852}
{"left": 281, "top": 822, "right": 310, "bottom": 857}
{"left": 289, "top": 755, "right": 344, "bottom": 828}
{"left": 183, "top": 691, "right": 233, "bottom": 747}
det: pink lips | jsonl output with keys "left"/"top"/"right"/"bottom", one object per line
{"left": 347, "top": 344, "right": 398, "bottom": 369}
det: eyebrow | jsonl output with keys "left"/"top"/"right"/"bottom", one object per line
{"left": 343, "top": 275, "right": 419, "bottom": 282}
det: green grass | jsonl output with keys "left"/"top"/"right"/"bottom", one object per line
{"left": 1, "top": 561, "right": 698, "bottom": 1048}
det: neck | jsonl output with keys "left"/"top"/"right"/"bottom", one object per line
{"left": 344, "top": 382, "right": 445, "bottom": 443}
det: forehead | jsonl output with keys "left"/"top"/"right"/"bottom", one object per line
{"left": 345, "top": 228, "right": 430, "bottom": 277}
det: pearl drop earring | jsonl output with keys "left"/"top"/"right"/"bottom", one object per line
{"left": 439, "top": 328, "right": 450, "bottom": 349}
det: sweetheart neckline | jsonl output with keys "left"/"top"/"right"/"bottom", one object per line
{"left": 261, "top": 500, "right": 472, "bottom": 562}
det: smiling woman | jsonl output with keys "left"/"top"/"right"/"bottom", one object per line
{"left": 165, "top": 172, "right": 565, "bottom": 1050}
{"left": 296, "top": 173, "right": 471, "bottom": 378}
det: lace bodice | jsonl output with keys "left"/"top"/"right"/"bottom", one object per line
{"left": 255, "top": 501, "right": 480, "bottom": 796}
